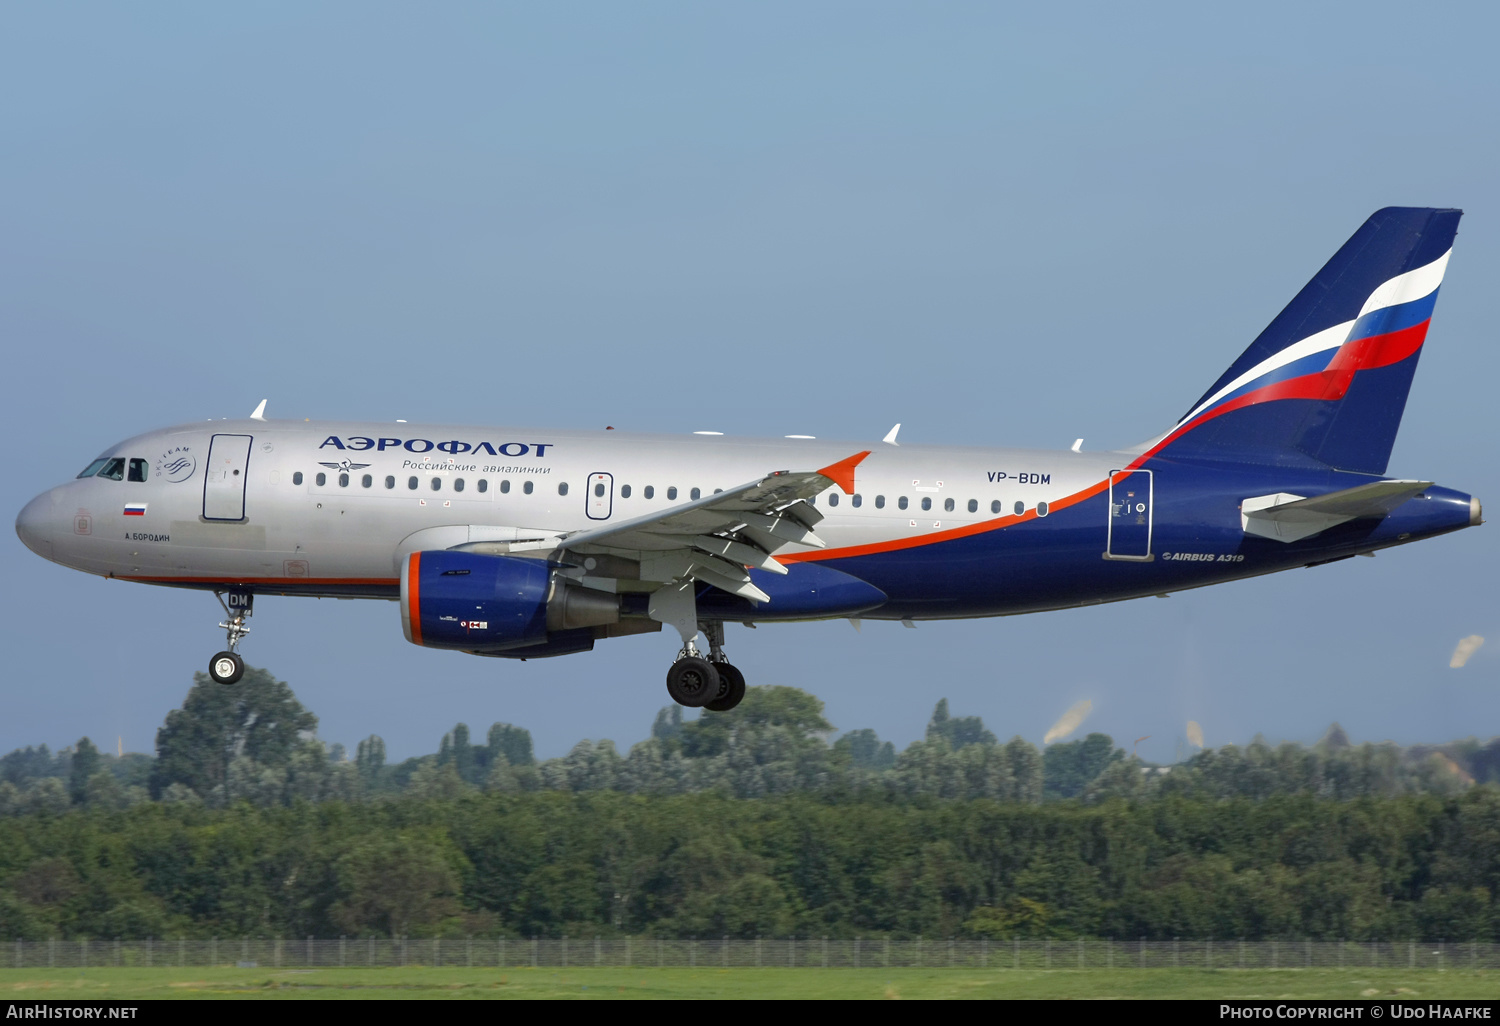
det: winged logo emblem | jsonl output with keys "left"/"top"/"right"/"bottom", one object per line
{"left": 319, "top": 460, "right": 372, "bottom": 472}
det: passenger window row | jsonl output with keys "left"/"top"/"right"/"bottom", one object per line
{"left": 285, "top": 471, "right": 1052, "bottom": 519}
{"left": 815, "top": 493, "right": 1049, "bottom": 517}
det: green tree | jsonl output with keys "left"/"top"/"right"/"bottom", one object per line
{"left": 486, "top": 723, "right": 534, "bottom": 767}
{"left": 834, "top": 729, "right": 896, "bottom": 771}
{"left": 355, "top": 735, "right": 386, "bottom": 785}
{"left": 926, "top": 698, "right": 997, "bottom": 750}
{"left": 68, "top": 738, "right": 101, "bottom": 804}
{"left": 1043, "top": 733, "right": 1123, "bottom": 799}
{"left": 331, "top": 833, "right": 464, "bottom": 937}
{"left": 149, "top": 667, "right": 319, "bottom": 799}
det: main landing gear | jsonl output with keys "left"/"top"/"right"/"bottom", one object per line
{"left": 664, "top": 620, "right": 747, "bottom": 711}
{"left": 207, "top": 590, "right": 253, "bottom": 686}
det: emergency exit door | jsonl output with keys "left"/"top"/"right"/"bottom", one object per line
{"left": 587, "top": 472, "right": 614, "bottom": 520}
{"left": 203, "top": 434, "right": 253, "bottom": 521}
{"left": 1105, "top": 468, "right": 1153, "bottom": 560}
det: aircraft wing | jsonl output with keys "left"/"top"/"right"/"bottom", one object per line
{"left": 557, "top": 451, "right": 869, "bottom": 603}
{"left": 1241, "top": 479, "right": 1432, "bottom": 543}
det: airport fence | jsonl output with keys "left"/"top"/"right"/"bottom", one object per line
{"left": 4, "top": 937, "right": 1500, "bottom": 970}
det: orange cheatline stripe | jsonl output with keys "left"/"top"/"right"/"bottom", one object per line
{"left": 408, "top": 551, "right": 423, "bottom": 647}
{"left": 779, "top": 476, "right": 1112, "bottom": 564}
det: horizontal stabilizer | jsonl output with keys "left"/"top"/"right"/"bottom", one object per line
{"left": 1241, "top": 479, "right": 1431, "bottom": 543}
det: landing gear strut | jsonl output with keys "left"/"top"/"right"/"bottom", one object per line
{"left": 699, "top": 620, "right": 746, "bottom": 712}
{"left": 208, "top": 591, "right": 252, "bottom": 686}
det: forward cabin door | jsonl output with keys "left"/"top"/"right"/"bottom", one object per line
{"left": 1105, "top": 469, "right": 1153, "bottom": 560}
{"left": 586, "top": 472, "right": 614, "bottom": 520}
{"left": 203, "top": 434, "right": 253, "bottom": 521}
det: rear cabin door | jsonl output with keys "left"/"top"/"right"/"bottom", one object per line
{"left": 586, "top": 472, "right": 614, "bottom": 520}
{"left": 1105, "top": 469, "right": 1153, "bottom": 560}
{"left": 203, "top": 434, "right": 253, "bottom": 521}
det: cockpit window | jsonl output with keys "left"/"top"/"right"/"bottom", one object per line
{"left": 128, "top": 459, "right": 148, "bottom": 482}
{"left": 97, "top": 458, "right": 126, "bottom": 481}
{"left": 77, "top": 459, "right": 109, "bottom": 479}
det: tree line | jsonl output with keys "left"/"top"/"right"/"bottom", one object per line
{"left": 1, "top": 667, "right": 1491, "bottom": 813}
{"left": 1, "top": 666, "right": 1497, "bottom": 942}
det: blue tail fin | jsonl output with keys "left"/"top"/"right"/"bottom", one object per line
{"left": 1152, "top": 207, "right": 1461, "bottom": 474}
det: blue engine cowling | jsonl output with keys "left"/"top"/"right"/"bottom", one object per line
{"left": 400, "top": 550, "right": 553, "bottom": 652}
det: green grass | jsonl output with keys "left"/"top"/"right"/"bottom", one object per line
{"left": 1, "top": 967, "right": 1498, "bottom": 999}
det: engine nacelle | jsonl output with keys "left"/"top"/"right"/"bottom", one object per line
{"left": 400, "top": 550, "right": 624, "bottom": 653}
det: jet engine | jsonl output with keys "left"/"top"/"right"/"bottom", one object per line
{"left": 399, "top": 550, "right": 625, "bottom": 654}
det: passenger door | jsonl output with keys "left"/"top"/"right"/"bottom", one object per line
{"left": 203, "top": 434, "right": 253, "bottom": 521}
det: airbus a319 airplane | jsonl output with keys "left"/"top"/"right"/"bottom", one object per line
{"left": 15, "top": 208, "right": 1482, "bottom": 711}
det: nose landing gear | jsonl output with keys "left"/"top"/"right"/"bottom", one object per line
{"left": 208, "top": 590, "right": 253, "bottom": 686}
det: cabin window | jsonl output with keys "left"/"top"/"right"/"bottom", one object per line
{"left": 967, "top": 498, "right": 978, "bottom": 513}
{"left": 991, "top": 500, "right": 1001, "bottom": 514}
{"left": 944, "top": 498, "right": 955, "bottom": 512}
{"left": 690, "top": 487, "right": 701, "bottom": 500}
{"left": 921, "top": 497, "right": 932, "bottom": 511}
{"left": 620, "top": 484, "right": 631, "bottom": 498}
{"left": 97, "top": 458, "right": 126, "bottom": 481}
{"left": 477, "top": 479, "right": 488, "bottom": 493}
{"left": 292, "top": 471, "right": 304, "bottom": 486}
{"left": 77, "top": 459, "right": 110, "bottom": 479}
{"left": 454, "top": 478, "right": 465, "bottom": 492}
{"left": 808, "top": 495, "right": 815, "bottom": 506}
{"left": 827, "top": 493, "right": 840, "bottom": 507}
{"left": 558, "top": 482, "right": 569, "bottom": 496}
{"left": 338, "top": 473, "right": 349, "bottom": 488}
{"left": 667, "top": 487, "right": 678, "bottom": 500}
{"left": 362, "top": 474, "right": 373, "bottom": 488}
{"left": 594, "top": 482, "right": 605, "bottom": 497}
{"left": 430, "top": 477, "right": 441, "bottom": 491}
{"left": 852, "top": 494, "right": 862, "bottom": 508}
{"left": 128, "top": 458, "right": 148, "bottom": 482}
{"left": 1037, "top": 501, "right": 1050, "bottom": 517}
{"left": 500, "top": 479, "right": 510, "bottom": 494}
{"left": 523, "top": 481, "right": 534, "bottom": 495}
{"left": 714, "top": 488, "right": 722, "bottom": 494}
{"left": 875, "top": 495, "right": 885, "bottom": 509}
{"left": 898, "top": 496, "right": 908, "bottom": 510}
{"left": 1014, "top": 501, "right": 1024, "bottom": 515}
{"left": 385, "top": 475, "right": 395, "bottom": 489}
{"left": 408, "top": 476, "right": 419, "bottom": 490}
{"left": 643, "top": 485, "right": 654, "bottom": 499}
{"left": 315, "top": 472, "right": 327, "bottom": 487}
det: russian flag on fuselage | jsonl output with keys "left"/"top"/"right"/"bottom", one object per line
{"left": 1157, "top": 207, "right": 1461, "bottom": 476}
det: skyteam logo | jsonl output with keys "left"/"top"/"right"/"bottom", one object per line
{"left": 154, "top": 446, "right": 196, "bottom": 483}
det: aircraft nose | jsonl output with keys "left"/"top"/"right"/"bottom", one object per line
{"left": 16, "top": 492, "right": 55, "bottom": 560}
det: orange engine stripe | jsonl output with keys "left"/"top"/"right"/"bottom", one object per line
{"left": 408, "top": 551, "right": 423, "bottom": 646}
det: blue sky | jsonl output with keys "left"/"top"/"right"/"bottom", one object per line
{"left": 2, "top": 2, "right": 1497, "bottom": 764}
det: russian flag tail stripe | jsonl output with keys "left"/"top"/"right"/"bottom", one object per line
{"left": 1152, "top": 207, "right": 1461, "bottom": 476}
